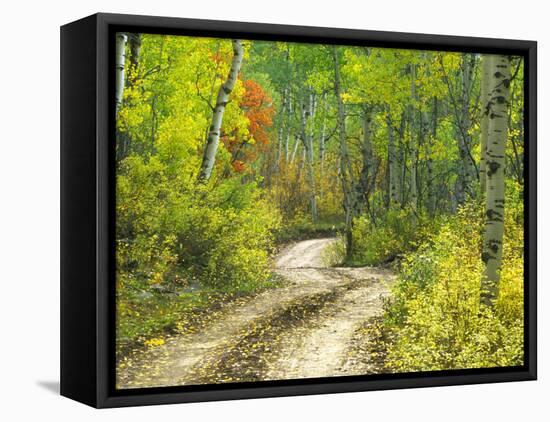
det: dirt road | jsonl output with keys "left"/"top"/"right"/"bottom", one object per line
{"left": 117, "top": 238, "right": 394, "bottom": 389}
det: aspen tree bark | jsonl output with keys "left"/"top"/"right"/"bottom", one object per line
{"left": 398, "top": 113, "right": 407, "bottom": 206}
{"left": 275, "top": 88, "right": 288, "bottom": 169}
{"left": 332, "top": 46, "right": 354, "bottom": 258}
{"left": 456, "top": 54, "right": 478, "bottom": 201}
{"left": 481, "top": 54, "right": 511, "bottom": 306}
{"left": 284, "top": 96, "right": 293, "bottom": 163}
{"left": 418, "top": 109, "right": 431, "bottom": 212}
{"left": 198, "top": 40, "right": 244, "bottom": 182}
{"left": 283, "top": 45, "right": 293, "bottom": 164}
{"left": 319, "top": 93, "right": 327, "bottom": 162}
{"left": 479, "top": 54, "right": 492, "bottom": 195}
{"left": 426, "top": 98, "right": 438, "bottom": 216}
{"left": 115, "top": 33, "right": 128, "bottom": 113}
{"left": 300, "top": 93, "right": 318, "bottom": 223}
{"left": 308, "top": 93, "right": 318, "bottom": 222}
{"left": 354, "top": 108, "right": 375, "bottom": 215}
{"left": 409, "top": 64, "right": 418, "bottom": 211}
{"left": 277, "top": 124, "right": 284, "bottom": 167}
{"left": 318, "top": 92, "right": 328, "bottom": 198}
{"left": 387, "top": 115, "right": 399, "bottom": 206}
{"left": 126, "top": 33, "right": 142, "bottom": 87}
{"left": 290, "top": 135, "right": 300, "bottom": 164}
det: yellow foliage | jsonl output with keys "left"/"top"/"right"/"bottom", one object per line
{"left": 144, "top": 337, "right": 165, "bottom": 348}
{"left": 384, "top": 199, "right": 524, "bottom": 372}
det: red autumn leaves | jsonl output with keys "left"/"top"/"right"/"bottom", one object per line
{"left": 222, "top": 79, "right": 274, "bottom": 173}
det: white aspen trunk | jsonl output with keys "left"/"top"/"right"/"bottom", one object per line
{"left": 419, "top": 108, "right": 431, "bottom": 212}
{"left": 332, "top": 47, "right": 354, "bottom": 258}
{"left": 480, "top": 54, "right": 492, "bottom": 195}
{"left": 198, "top": 40, "right": 244, "bottom": 182}
{"left": 457, "top": 54, "right": 477, "bottom": 201}
{"left": 396, "top": 113, "right": 407, "bottom": 206}
{"left": 354, "top": 107, "right": 375, "bottom": 215}
{"left": 115, "top": 33, "right": 128, "bottom": 113}
{"left": 284, "top": 96, "right": 293, "bottom": 163}
{"left": 455, "top": 128, "right": 467, "bottom": 205}
{"left": 308, "top": 90, "right": 317, "bottom": 222}
{"left": 409, "top": 64, "right": 418, "bottom": 211}
{"left": 307, "top": 144, "right": 318, "bottom": 222}
{"left": 318, "top": 93, "right": 328, "bottom": 199}
{"left": 387, "top": 115, "right": 399, "bottom": 206}
{"left": 319, "top": 93, "right": 327, "bottom": 165}
{"left": 277, "top": 124, "right": 283, "bottom": 166}
{"left": 427, "top": 98, "right": 438, "bottom": 216}
{"left": 481, "top": 54, "right": 511, "bottom": 306}
{"left": 290, "top": 135, "right": 300, "bottom": 164}
{"left": 299, "top": 143, "right": 307, "bottom": 174}
{"left": 275, "top": 88, "right": 288, "bottom": 170}
{"left": 300, "top": 94, "right": 318, "bottom": 223}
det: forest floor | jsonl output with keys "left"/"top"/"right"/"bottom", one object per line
{"left": 117, "top": 238, "right": 395, "bottom": 389}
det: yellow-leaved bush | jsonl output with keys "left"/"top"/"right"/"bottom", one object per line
{"left": 384, "top": 188, "right": 524, "bottom": 372}
{"left": 114, "top": 35, "right": 282, "bottom": 350}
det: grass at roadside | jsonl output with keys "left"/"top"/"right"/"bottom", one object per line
{"left": 116, "top": 273, "right": 287, "bottom": 359}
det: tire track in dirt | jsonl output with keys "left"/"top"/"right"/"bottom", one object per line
{"left": 117, "top": 238, "right": 393, "bottom": 388}
{"left": 265, "top": 272, "right": 393, "bottom": 380}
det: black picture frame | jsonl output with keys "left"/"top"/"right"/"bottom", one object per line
{"left": 61, "top": 12, "right": 537, "bottom": 408}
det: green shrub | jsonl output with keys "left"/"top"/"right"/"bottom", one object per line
{"left": 275, "top": 213, "right": 344, "bottom": 243}
{"left": 348, "top": 207, "right": 443, "bottom": 266}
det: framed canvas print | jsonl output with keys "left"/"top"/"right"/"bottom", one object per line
{"left": 61, "top": 13, "right": 537, "bottom": 408}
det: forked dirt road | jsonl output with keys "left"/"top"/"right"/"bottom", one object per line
{"left": 117, "top": 238, "right": 394, "bottom": 389}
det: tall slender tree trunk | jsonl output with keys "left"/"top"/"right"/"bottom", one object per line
{"left": 426, "top": 98, "right": 438, "bottom": 216}
{"left": 387, "top": 114, "right": 399, "bottom": 206}
{"left": 456, "top": 53, "right": 478, "bottom": 202}
{"left": 417, "top": 108, "right": 431, "bottom": 211}
{"left": 409, "top": 64, "right": 418, "bottom": 211}
{"left": 198, "top": 40, "right": 244, "bottom": 182}
{"left": 308, "top": 93, "right": 318, "bottom": 222}
{"left": 126, "top": 33, "right": 142, "bottom": 87}
{"left": 481, "top": 55, "right": 511, "bottom": 306}
{"left": 480, "top": 54, "right": 492, "bottom": 195}
{"left": 319, "top": 93, "right": 327, "bottom": 164}
{"left": 354, "top": 107, "right": 375, "bottom": 215}
{"left": 332, "top": 47, "right": 354, "bottom": 259}
{"left": 398, "top": 113, "right": 407, "bottom": 206}
{"left": 275, "top": 88, "right": 288, "bottom": 171}
{"left": 115, "top": 33, "right": 128, "bottom": 113}
{"left": 114, "top": 33, "right": 129, "bottom": 162}
{"left": 300, "top": 91, "right": 318, "bottom": 223}
{"left": 284, "top": 96, "right": 293, "bottom": 163}
{"left": 290, "top": 135, "right": 300, "bottom": 164}
{"left": 318, "top": 92, "right": 328, "bottom": 198}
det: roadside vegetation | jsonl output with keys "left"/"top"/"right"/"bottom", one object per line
{"left": 115, "top": 32, "right": 525, "bottom": 373}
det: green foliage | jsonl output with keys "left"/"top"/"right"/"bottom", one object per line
{"left": 275, "top": 213, "right": 344, "bottom": 243}
{"left": 383, "top": 197, "right": 524, "bottom": 372}
{"left": 347, "top": 207, "right": 443, "bottom": 266}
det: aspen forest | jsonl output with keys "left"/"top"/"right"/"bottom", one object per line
{"left": 115, "top": 33, "right": 525, "bottom": 388}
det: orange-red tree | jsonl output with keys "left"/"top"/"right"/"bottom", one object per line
{"left": 222, "top": 79, "right": 274, "bottom": 173}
